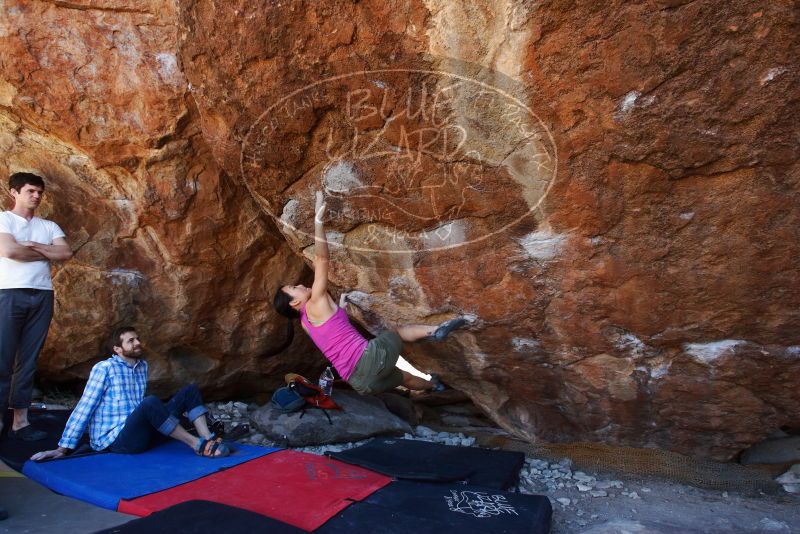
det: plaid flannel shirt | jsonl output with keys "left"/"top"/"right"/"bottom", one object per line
{"left": 59, "top": 355, "right": 148, "bottom": 451}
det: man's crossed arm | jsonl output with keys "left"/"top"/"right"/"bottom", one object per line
{"left": 0, "top": 233, "right": 72, "bottom": 262}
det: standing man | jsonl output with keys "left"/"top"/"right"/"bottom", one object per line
{"left": 0, "top": 172, "right": 72, "bottom": 442}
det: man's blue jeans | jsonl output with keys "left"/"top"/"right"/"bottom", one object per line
{"left": 108, "top": 384, "right": 208, "bottom": 454}
{"left": 0, "top": 289, "right": 54, "bottom": 411}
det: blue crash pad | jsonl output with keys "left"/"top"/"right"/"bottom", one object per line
{"left": 22, "top": 440, "right": 280, "bottom": 510}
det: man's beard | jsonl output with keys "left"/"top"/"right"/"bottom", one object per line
{"left": 121, "top": 348, "right": 144, "bottom": 360}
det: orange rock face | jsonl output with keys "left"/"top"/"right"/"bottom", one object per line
{"left": 1, "top": 0, "right": 798, "bottom": 459}
{"left": 0, "top": 0, "right": 316, "bottom": 397}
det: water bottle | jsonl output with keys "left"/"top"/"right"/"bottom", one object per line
{"left": 318, "top": 366, "right": 334, "bottom": 397}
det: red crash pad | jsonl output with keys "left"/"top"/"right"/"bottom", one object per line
{"left": 118, "top": 450, "right": 391, "bottom": 531}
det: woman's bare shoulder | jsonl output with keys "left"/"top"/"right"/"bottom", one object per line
{"left": 306, "top": 293, "right": 337, "bottom": 322}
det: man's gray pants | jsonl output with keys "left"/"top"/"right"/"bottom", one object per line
{"left": 0, "top": 289, "right": 54, "bottom": 411}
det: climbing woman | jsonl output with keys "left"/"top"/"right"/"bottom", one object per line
{"left": 273, "top": 191, "right": 467, "bottom": 395}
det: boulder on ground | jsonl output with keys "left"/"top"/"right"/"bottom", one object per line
{"left": 376, "top": 392, "right": 420, "bottom": 426}
{"left": 250, "top": 391, "right": 412, "bottom": 447}
{"left": 740, "top": 436, "right": 800, "bottom": 465}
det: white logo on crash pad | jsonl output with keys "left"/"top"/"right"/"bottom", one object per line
{"left": 444, "top": 490, "right": 518, "bottom": 518}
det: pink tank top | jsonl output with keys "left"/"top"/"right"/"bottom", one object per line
{"left": 300, "top": 304, "right": 368, "bottom": 380}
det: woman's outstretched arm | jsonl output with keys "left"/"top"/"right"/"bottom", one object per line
{"left": 310, "top": 191, "right": 330, "bottom": 304}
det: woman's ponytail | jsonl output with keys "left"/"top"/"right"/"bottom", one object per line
{"left": 261, "top": 286, "right": 301, "bottom": 358}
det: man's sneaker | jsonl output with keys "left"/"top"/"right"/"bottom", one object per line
{"left": 8, "top": 425, "right": 47, "bottom": 441}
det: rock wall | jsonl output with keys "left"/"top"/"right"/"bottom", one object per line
{"left": 0, "top": 0, "right": 317, "bottom": 397}
{"left": 1, "top": 0, "right": 798, "bottom": 460}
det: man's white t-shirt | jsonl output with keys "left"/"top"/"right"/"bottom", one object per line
{"left": 0, "top": 211, "right": 66, "bottom": 290}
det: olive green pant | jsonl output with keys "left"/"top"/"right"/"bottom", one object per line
{"left": 348, "top": 331, "right": 404, "bottom": 395}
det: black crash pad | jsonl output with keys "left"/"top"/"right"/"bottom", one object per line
{"left": 0, "top": 409, "right": 78, "bottom": 471}
{"left": 93, "top": 500, "right": 308, "bottom": 534}
{"left": 328, "top": 437, "right": 525, "bottom": 489}
{"left": 317, "top": 480, "right": 552, "bottom": 534}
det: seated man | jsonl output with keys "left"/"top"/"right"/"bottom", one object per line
{"left": 31, "top": 326, "right": 228, "bottom": 461}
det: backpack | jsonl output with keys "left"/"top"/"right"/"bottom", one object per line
{"left": 285, "top": 373, "right": 342, "bottom": 424}
{"left": 270, "top": 386, "right": 305, "bottom": 413}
